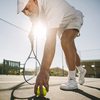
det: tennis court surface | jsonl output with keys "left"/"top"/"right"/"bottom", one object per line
{"left": 0, "top": 75, "right": 100, "bottom": 100}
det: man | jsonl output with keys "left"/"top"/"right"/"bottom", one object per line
{"left": 17, "top": 0, "right": 86, "bottom": 96}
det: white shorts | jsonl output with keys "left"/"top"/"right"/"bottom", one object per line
{"left": 57, "top": 11, "right": 84, "bottom": 39}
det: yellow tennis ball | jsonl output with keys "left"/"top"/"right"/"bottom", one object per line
{"left": 37, "top": 86, "right": 40, "bottom": 96}
{"left": 36, "top": 86, "right": 47, "bottom": 96}
{"left": 42, "top": 86, "right": 47, "bottom": 96}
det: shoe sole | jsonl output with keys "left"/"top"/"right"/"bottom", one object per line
{"left": 60, "top": 87, "right": 78, "bottom": 91}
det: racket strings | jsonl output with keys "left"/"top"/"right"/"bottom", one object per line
{"left": 23, "top": 49, "right": 40, "bottom": 85}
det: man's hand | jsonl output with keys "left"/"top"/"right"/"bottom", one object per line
{"left": 34, "top": 70, "right": 49, "bottom": 96}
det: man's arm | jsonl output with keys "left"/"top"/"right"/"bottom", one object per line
{"left": 41, "top": 29, "right": 57, "bottom": 71}
{"left": 34, "top": 28, "right": 57, "bottom": 95}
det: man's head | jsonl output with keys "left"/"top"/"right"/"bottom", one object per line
{"left": 17, "top": 0, "right": 39, "bottom": 16}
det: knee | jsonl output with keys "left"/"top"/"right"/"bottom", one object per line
{"left": 61, "top": 34, "right": 72, "bottom": 49}
{"left": 61, "top": 37, "right": 68, "bottom": 48}
{"left": 61, "top": 29, "right": 76, "bottom": 48}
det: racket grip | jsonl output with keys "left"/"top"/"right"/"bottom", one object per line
{"left": 28, "top": 32, "right": 34, "bottom": 41}
{"left": 28, "top": 32, "right": 34, "bottom": 47}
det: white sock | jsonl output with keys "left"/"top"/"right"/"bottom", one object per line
{"left": 68, "top": 70, "right": 76, "bottom": 80}
{"left": 77, "top": 65, "right": 84, "bottom": 72}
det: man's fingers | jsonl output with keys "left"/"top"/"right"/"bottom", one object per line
{"left": 40, "top": 85, "right": 44, "bottom": 96}
{"left": 34, "top": 85, "right": 37, "bottom": 95}
{"left": 44, "top": 83, "right": 49, "bottom": 92}
{"left": 34, "top": 84, "right": 38, "bottom": 95}
{"left": 34, "top": 71, "right": 50, "bottom": 96}
{"left": 35, "top": 84, "right": 48, "bottom": 96}
{"left": 34, "top": 84, "right": 44, "bottom": 96}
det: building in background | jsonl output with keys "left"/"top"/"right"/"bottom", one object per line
{"left": 0, "top": 59, "right": 100, "bottom": 77}
{"left": 81, "top": 60, "right": 100, "bottom": 78}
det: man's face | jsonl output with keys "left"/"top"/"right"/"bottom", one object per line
{"left": 22, "top": 0, "right": 39, "bottom": 16}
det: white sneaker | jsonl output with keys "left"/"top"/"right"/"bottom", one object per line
{"left": 60, "top": 79, "right": 78, "bottom": 90}
{"left": 78, "top": 69, "right": 86, "bottom": 85}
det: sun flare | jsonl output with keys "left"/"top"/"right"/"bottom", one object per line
{"left": 32, "top": 21, "right": 47, "bottom": 40}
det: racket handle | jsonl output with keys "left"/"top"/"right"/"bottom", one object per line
{"left": 28, "top": 32, "right": 34, "bottom": 41}
{"left": 28, "top": 32, "right": 34, "bottom": 47}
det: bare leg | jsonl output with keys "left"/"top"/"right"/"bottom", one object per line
{"left": 61, "top": 29, "right": 79, "bottom": 71}
{"left": 60, "top": 29, "right": 86, "bottom": 90}
{"left": 76, "top": 53, "right": 81, "bottom": 67}
{"left": 60, "top": 29, "right": 80, "bottom": 90}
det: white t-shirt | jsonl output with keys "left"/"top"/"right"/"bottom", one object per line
{"left": 37, "top": 0, "right": 83, "bottom": 29}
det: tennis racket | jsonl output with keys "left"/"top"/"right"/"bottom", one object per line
{"left": 23, "top": 33, "right": 40, "bottom": 85}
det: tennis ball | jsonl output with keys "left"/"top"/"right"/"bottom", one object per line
{"left": 37, "top": 86, "right": 40, "bottom": 96}
{"left": 36, "top": 86, "right": 47, "bottom": 96}
{"left": 42, "top": 86, "right": 47, "bottom": 96}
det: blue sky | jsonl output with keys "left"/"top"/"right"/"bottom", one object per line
{"left": 0, "top": 0, "right": 100, "bottom": 68}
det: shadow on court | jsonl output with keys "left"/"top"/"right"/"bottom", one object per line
{"left": 83, "top": 85, "right": 100, "bottom": 91}
{"left": 0, "top": 82, "right": 99, "bottom": 100}
{"left": 0, "top": 76, "right": 100, "bottom": 100}
{"left": 73, "top": 89, "right": 100, "bottom": 100}
{"left": 60, "top": 87, "right": 100, "bottom": 100}
{"left": 10, "top": 82, "right": 50, "bottom": 100}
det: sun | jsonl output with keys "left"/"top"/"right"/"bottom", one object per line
{"left": 32, "top": 20, "right": 47, "bottom": 40}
